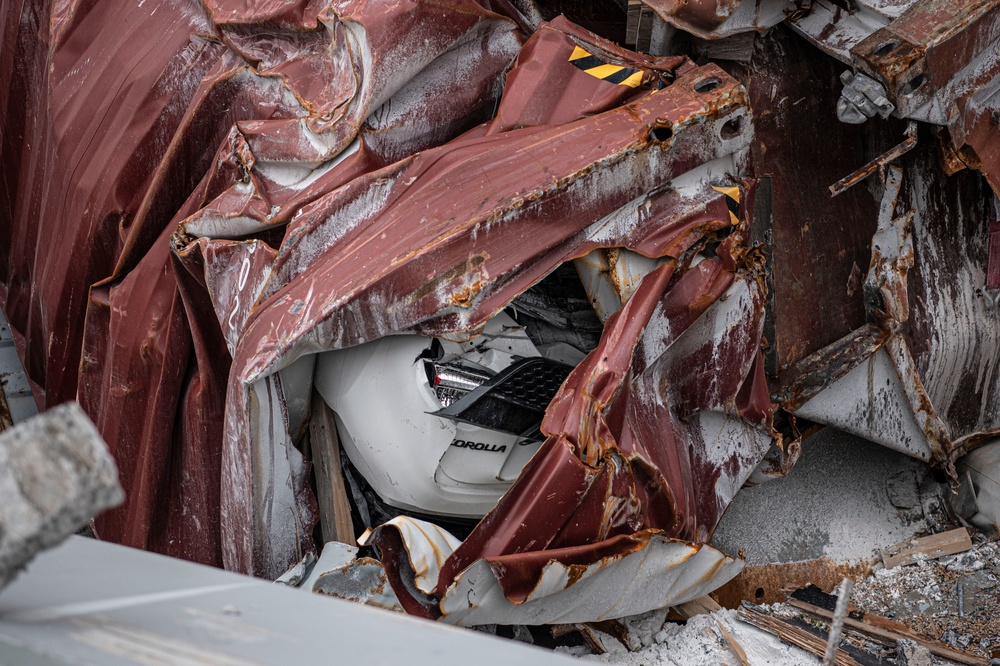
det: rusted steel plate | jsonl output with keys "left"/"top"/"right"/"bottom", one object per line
{"left": 848, "top": 0, "right": 1000, "bottom": 123}
{"left": 715, "top": 558, "right": 875, "bottom": 608}
{"left": 741, "top": 27, "right": 886, "bottom": 375}
{"left": 852, "top": 0, "right": 1000, "bottom": 95}
{"left": 635, "top": 0, "right": 793, "bottom": 40}
{"left": 949, "top": 81, "right": 1000, "bottom": 197}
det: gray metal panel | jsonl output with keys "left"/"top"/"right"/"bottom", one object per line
{"left": 0, "top": 306, "right": 38, "bottom": 428}
{"left": 0, "top": 537, "right": 578, "bottom": 665}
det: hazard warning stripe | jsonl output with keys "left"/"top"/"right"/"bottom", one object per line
{"left": 711, "top": 184, "right": 741, "bottom": 225}
{"left": 569, "top": 45, "right": 643, "bottom": 88}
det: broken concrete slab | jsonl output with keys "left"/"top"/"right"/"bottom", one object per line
{"left": 0, "top": 403, "right": 123, "bottom": 590}
{"left": 711, "top": 427, "right": 948, "bottom": 604}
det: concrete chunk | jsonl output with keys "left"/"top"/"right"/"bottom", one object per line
{"left": 0, "top": 402, "right": 123, "bottom": 589}
{"left": 896, "top": 638, "right": 932, "bottom": 666}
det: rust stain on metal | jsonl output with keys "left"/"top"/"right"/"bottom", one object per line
{"left": 714, "top": 558, "right": 876, "bottom": 609}
{"left": 448, "top": 280, "right": 488, "bottom": 308}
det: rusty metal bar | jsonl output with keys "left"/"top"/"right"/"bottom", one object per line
{"left": 829, "top": 121, "right": 918, "bottom": 196}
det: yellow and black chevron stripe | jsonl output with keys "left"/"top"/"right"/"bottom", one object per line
{"left": 711, "top": 184, "right": 741, "bottom": 225}
{"left": 569, "top": 46, "right": 643, "bottom": 88}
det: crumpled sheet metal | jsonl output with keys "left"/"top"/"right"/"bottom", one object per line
{"left": 634, "top": 0, "right": 794, "bottom": 40}
{"left": 371, "top": 240, "right": 769, "bottom": 623}
{"left": 0, "top": 0, "right": 223, "bottom": 410}
{"left": 53, "top": 0, "right": 523, "bottom": 563}
{"left": 215, "top": 36, "right": 757, "bottom": 579}
{"left": 6, "top": 1, "right": 772, "bottom": 623}
{"left": 372, "top": 517, "right": 742, "bottom": 626}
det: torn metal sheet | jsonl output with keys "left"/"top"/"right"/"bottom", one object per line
{"left": 633, "top": 0, "right": 795, "bottom": 41}
{"left": 214, "top": 24, "right": 756, "bottom": 579}
{"left": 60, "top": 0, "right": 524, "bottom": 566}
{"left": 372, "top": 519, "right": 741, "bottom": 626}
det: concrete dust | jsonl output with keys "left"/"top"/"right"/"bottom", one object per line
{"left": 561, "top": 608, "right": 820, "bottom": 666}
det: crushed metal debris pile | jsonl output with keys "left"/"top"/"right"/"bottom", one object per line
{"left": 560, "top": 537, "right": 1000, "bottom": 664}
{"left": 2, "top": 0, "right": 1000, "bottom": 661}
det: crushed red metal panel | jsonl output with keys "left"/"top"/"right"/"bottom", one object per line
{"left": 214, "top": 27, "right": 756, "bottom": 578}
{"left": 2, "top": 0, "right": 523, "bottom": 566}
{"left": 5, "top": 0, "right": 1000, "bottom": 631}
{"left": 632, "top": 0, "right": 794, "bottom": 40}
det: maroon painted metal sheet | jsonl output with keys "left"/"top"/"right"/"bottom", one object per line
{"left": 2, "top": 0, "right": 523, "bottom": 566}
{"left": 3, "top": 0, "right": 770, "bottom": 595}
{"left": 213, "top": 25, "right": 757, "bottom": 577}
{"left": 8, "top": 0, "right": 1000, "bottom": 629}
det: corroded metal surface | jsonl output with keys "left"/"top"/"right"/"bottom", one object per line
{"left": 221, "top": 59, "right": 755, "bottom": 578}
{"left": 636, "top": 0, "right": 794, "bottom": 40}
{"left": 5, "top": 0, "right": 1000, "bottom": 629}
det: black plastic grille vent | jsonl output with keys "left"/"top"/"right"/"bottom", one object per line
{"left": 433, "top": 357, "right": 573, "bottom": 438}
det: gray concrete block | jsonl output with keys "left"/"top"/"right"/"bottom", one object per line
{"left": 0, "top": 402, "right": 123, "bottom": 589}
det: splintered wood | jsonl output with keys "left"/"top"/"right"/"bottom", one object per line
{"left": 880, "top": 528, "right": 973, "bottom": 569}
{"left": 715, "top": 617, "right": 750, "bottom": 666}
{"left": 736, "top": 603, "right": 870, "bottom": 666}
{"left": 672, "top": 595, "right": 723, "bottom": 619}
{"left": 786, "top": 592, "right": 987, "bottom": 665}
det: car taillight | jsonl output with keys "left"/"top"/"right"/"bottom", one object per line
{"left": 425, "top": 361, "right": 493, "bottom": 408}
{"left": 433, "top": 357, "right": 573, "bottom": 438}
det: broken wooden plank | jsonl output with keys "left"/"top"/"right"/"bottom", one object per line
{"left": 787, "top": 588, "right": 987, "bottom": 665}
{"left": 737, "top": 602, "right": 889, "bottom": 666}
{"left": 673, "top": 595, "right": 723, "bottom": 619}
{"left": 715, "top": 617, "right": 750, "bottom": 666}
{"left": 880, "top": 528, "right": 973, "bottom": 568}
{"left": 309, "top": 392, "right": 356, "bottom": 545}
